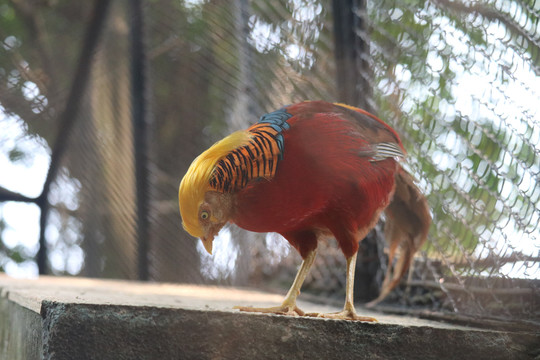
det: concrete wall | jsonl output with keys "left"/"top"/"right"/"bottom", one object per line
{"left": 1, "top": 274, "right": 538, "bottom": 359}
{"left": 0, "top": 294, "right": 42, "bottom": 360}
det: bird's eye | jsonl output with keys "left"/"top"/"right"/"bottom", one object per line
{"left": 200, "top": 211, "right": 209, "bottom": 220}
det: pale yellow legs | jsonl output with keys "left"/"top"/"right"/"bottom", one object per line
{"left": 234, "top": 249, "right": 317, "bottom": 316}
{"left": 307, "top": 252, "right": 377, "bottom": 321}
{"left": 235, "top": 249, "right": 377, "bottom": 322}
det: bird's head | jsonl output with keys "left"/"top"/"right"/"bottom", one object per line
{"left": 178, "top": 130, "right": 252, "bottom": 254}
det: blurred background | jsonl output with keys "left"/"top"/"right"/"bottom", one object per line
{"left": 0, "top": 0, "right": 538, "bottom": 329}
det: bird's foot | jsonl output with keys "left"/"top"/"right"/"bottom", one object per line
{"left": 306, "top": 309, "right": 378, "bottom": 322}
{"left": 234, "top": 304, "right": 305, "bottom": 317}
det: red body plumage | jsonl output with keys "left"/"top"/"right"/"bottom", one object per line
{"left": 231, "top": 101, "right": 402, "bottom": 259}
{"left": 179, "top": 100, "right": 430, "bottom": 319}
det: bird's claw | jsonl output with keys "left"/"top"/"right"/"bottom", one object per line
{"left": 234, "top": 304, "right": 306, "bottom": 317}
{"left": 305, "top": 309, "right": 378, "bottom": 322}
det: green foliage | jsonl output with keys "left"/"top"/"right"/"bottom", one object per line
{"left": 7, "top": 147, "right": 26, "bottom": 163}
{"left": 369, "top": 0, "right": 539, "bottom": 273}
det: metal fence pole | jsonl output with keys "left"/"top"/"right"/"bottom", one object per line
{"left": 332, "top": 0, "right": 372, "bottom": 112}
{"left": 129, "top": 0, "right": 151, "bottom": 281}
{"left": 332, "top": 0, "right": 382, "bottom": 302}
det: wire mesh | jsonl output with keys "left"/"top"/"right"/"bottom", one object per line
{"left": 0, "top": 0, "right": 538, "bottom": 328}
{"left": 362, "top": 0, "right": 539, "bottom": 324}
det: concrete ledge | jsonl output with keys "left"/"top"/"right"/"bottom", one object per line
{"left": 1, "top": 274, "right": 538, "bottom": 360}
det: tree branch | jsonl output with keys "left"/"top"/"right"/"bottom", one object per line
{"left": 432, "top": 0, "right": 540, "bottom": 69}
{"left": 0, "top": 186, "right": 36, "bottom": 203}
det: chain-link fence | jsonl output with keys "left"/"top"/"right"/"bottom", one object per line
{"left": 364, "top": 0, "right": 539, "bottom": 328}
{"left": 0, "top": 0, "right": 538, "bottom": 330}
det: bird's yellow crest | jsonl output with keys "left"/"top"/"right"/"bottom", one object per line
{"left": 179, "top": 130, "right": 253, "bottom": 238}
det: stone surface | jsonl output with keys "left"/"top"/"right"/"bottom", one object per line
{"left": 1, "top": 274, "right": 539, "bottom": 360}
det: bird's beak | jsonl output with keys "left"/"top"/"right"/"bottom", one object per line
{"left": 200, "top": 221, "right": 226, "bottom": 255}
{"left": 201, "top": 236, "right": 213, "bottom": 255}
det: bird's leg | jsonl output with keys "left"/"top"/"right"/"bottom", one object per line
{"left": 307, "top": 252, "right": 378, "bottom": 322}
{"left": 234, "top": 249, "right": 317, "bottom": 317}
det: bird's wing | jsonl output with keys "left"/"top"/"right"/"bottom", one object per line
{"left": 285, "top": 101, "right": 406, "bottom": 154}
{"left": 209, "top": 108, "right": 292, "bottom": 193}
{"left": 358, "top": 142, "right": 406, "bottom": 162}
{"left": 333, "top": 103, "right": 404, "bottom": 150}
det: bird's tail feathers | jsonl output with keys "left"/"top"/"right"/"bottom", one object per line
{"left": 367, "top": 166, "right": 431, "bottom": 307}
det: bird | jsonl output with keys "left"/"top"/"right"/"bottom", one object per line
{"left": 178, "top": 100, "right": 431, "bottom": 321}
